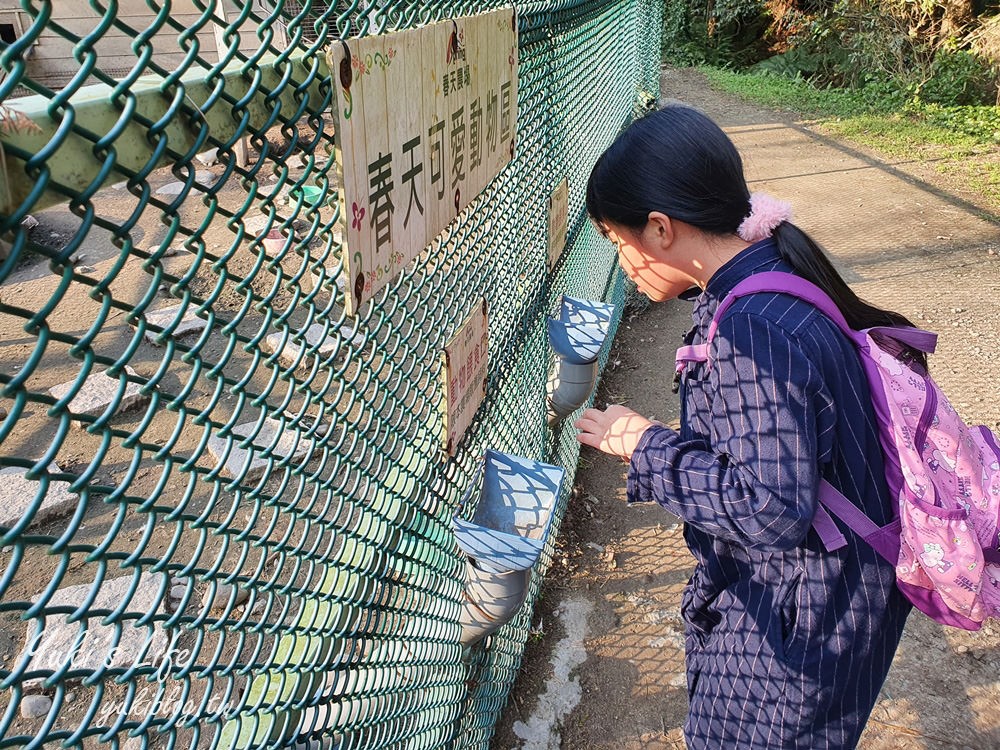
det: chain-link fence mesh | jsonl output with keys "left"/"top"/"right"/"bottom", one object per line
{"left": 0, "top": 1, "right": 661, "bottom": 747}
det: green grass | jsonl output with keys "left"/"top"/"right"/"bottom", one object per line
{"left": 821, "top": 113, "right": 978, "bottom": 157}
{"left": 698, "top": 66, "right": 1000, "bottom": 214}
{"left": 701, "top": 67, "right": 877, "bottom": 118}
{"left": 701, "top": 66, "right": 999, "bottom": 147}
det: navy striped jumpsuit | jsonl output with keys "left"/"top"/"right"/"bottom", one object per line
{"left": 627, "top": 240, "right": 912, "bottom": 749}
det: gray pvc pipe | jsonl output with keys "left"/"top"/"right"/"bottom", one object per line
{"left": 459, "top": 558, "right": 532, "bottom": 646}
{"left": 547, "top": 358, "right": 599, "bottom": 424}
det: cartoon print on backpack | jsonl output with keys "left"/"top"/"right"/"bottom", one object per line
{"left": 956, "top": 476, "right": 973, "bottom": 505}
{"left": 920, "top": 543, "right": 954, "bottom": 574}
{"left": 930, "top": 449, "right": 958, "bottom": 474}
{"left": 878, "top": 350, "right": 905, "bottom": 376}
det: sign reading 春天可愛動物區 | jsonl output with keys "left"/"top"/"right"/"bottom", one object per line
{"left": 328, "top": 9, "right": 519, "bottom": 316}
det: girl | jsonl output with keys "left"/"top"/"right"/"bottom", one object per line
{"left": 575, "top": 103, "right": 914, "bottom": 749}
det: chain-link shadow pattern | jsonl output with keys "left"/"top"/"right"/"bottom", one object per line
{"left": 0, "top": 1, "right": 662, "bottom": 748}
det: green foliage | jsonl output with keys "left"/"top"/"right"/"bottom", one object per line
{"left": 661, "top": 0, "right": 772, "bottom": 68}
{"left": 749, "top": 48, "right": 822, "bottom": 79}
{"left": 714, "top": 0, "right": 768, "bottom": 25}
{"left": 685, "top": 0, "right": 1000, "bottom": 108}
{"left": 918, "top": 48, "right": 998, "bottom": 106}
{"left": 907, "top": 101, "right": 1000, "bottom": 141}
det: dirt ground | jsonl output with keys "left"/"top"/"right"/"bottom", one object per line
{"left": 490, "top": 67, "right": 1000, "bottom": 750}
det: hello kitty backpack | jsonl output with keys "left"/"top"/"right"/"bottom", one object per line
{"left": 680, "top": 271, "right": 1000, "bottom": 630}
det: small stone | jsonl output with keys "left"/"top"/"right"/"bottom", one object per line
{"left": 205, "top": 417, "right": 315, "bottom": 481}
{"left": 48, "top": 366, "right": 148, "bottom": 420}
{"left": 20, "top": 694, "right": 52, "bottom": 718}
{"left": 155, "top": 181, "right": 186, "bottom": 196}
{"left": 65, "top": 691, "right": 76, "bottom": 703}
{"left": 0, "top": 464, "right": 79, "bottom": 529}
{"left": 170, "top": 585, "right": 188, "bottom": 600}
{"left": 20, "top": 215, "right": 39, "bottom": 231}
{"left": 243, "top": 214, "right": 272, "bottom": 234}
{"left": 0, "top": 406, "right": 7, "bottom": 420}
{"left": 77, "top": 265, "right": 97, "bottom": 274}
{"left": 585, "top": 542, "right": 605, "bottom": 553}
{"left": 162, "top": 246, "right": 182, "bottom": 257}
{"left": 262, "top": 323, "right": 363, "bottom": 369}
{"left": 202, "top": 584, "right": 249, "bottom": 612}
{"left": 956, "top": 644, "right": 969, "bottom": 654}
{"left": 139, "top": 305, "right": 208, "bottom": 344}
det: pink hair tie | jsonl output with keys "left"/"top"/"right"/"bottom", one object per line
{"left": 737, "top": 192, "right": 793, "bottom": 243}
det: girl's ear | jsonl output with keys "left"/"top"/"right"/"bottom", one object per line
{"left": 646, "top": 211, "right": 675, "bottom": 252}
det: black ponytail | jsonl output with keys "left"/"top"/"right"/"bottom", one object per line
{"left": 587, "top": 103, "right": 926, "bottom": 368}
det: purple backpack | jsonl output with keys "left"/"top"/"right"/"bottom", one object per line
{"left": 676, "top": 271, "right": 1000, "bottom": 630}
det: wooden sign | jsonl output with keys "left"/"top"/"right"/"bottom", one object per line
{"left": 548, "top": 177, "right": 569, "bottom": 271}
{"left": 440, "top": 300, "right": 489, "bottom": 455}
{"left": 328, "top": 10, "right": 519, "bottom": 315}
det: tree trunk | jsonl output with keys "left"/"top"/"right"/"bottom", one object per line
{"left": 940, "top": 0, "right": 975, "bottom": 39}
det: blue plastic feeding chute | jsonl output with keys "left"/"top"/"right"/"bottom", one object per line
{"left": 546, "top": 296, "right": 616, "bottom": 422}
{"left": 452, "top": 450, "right": 565, "bottom": 645}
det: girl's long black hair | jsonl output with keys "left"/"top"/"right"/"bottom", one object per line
{"left": 586, "top": 103, "right": 925, "bottom": 367}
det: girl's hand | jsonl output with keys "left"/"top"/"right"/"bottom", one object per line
{"left": 574, "top": 405, "right": 656, "bottom": 461}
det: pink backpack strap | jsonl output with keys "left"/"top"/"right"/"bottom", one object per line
{"left": 709, "top": 271, "right": 858, "bottom": 345}
{"left": 811, "top": 499, "right": 848, "bottom": 552}
{"left": 818, "top": 480, "right": 901, "bottom": 563}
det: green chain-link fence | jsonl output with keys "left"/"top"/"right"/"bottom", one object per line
{"left": 0, "top": 1, "right": 661, "bottom": 747}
